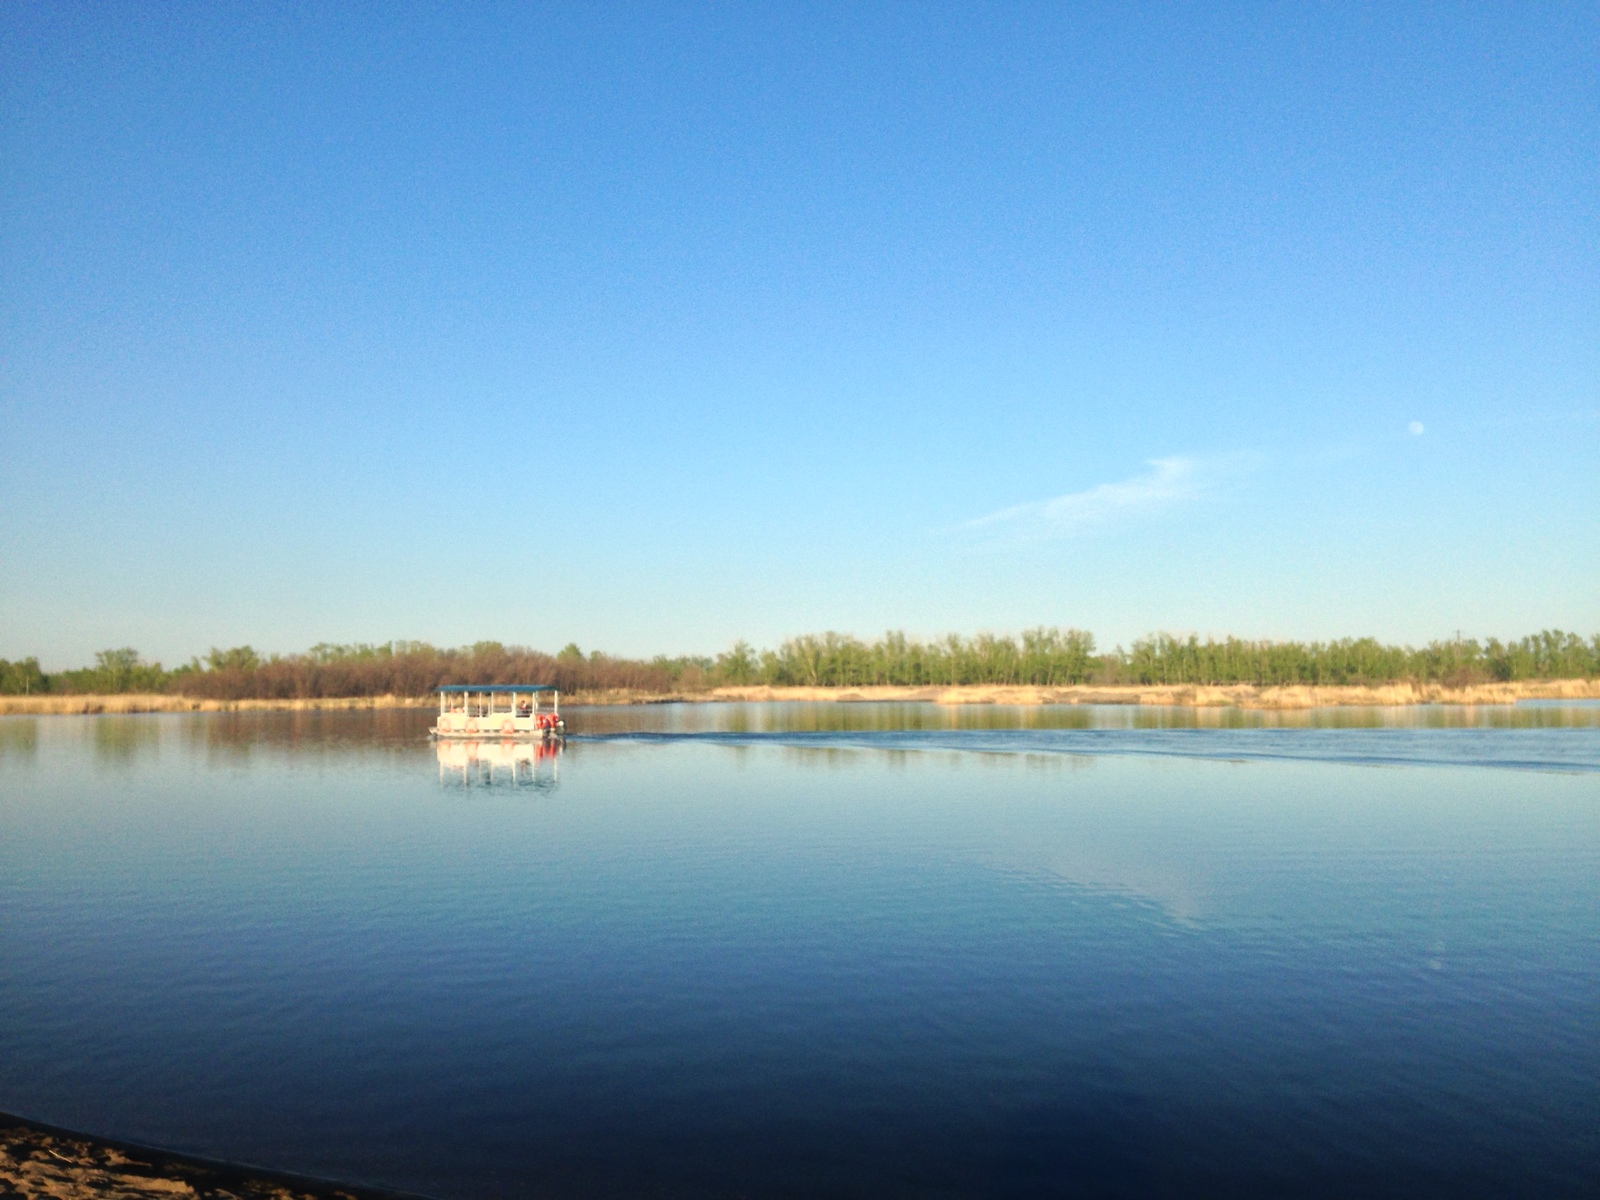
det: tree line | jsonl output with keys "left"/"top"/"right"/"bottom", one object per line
{"left": 4, "top": 628, "right": 1598, "bottom": 698}
{"left": 1106, "top": 630, "right": 1600, "bottom": 687}
{"left": 720, "top": 628, "right": 1099, "bottom": 687}
{"left": 0, "top": 642, "right": 707, "bottom": 699}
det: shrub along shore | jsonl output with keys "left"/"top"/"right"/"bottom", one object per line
{"left": 2, "top": 629, "right": 1597, "bottom": 711}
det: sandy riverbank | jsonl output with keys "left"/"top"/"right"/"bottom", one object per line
{"left": 0, "top": 1112, "right": 418, "bottom": 1200}
{"left": 3, "top": 678, "right": 1598, "bottom": 716}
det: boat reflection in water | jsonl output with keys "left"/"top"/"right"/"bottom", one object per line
{"left": 436, "top": 737, "right": 561, "bottom": 790}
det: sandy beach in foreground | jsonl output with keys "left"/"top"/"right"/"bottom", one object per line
{"left": 0, "top": 1113, "right": 418, "bottom": 1200}
{"left": 1, "top": 678, "right": 1597, "bottom": 716}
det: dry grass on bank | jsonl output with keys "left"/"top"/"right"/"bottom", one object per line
{"left": 0, "top": 693, "right": 436, "bottom": 715}
{"left": 658, "top": 679, "right": 1600, "bottom": 708}
{"left": 704, "top": 679, "right": 1600, "bottom": 708}
{"left": 3, "top": 678, "right": 1598, "bottom": 717}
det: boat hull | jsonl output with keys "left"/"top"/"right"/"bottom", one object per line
{"left": 431, "top": 726, "right": 563, "bottom": 740}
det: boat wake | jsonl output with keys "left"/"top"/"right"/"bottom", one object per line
{"left": 574, "top": 727, "right": 1600, "bottom": 772}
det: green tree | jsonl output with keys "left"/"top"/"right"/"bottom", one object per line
{"left": 715, "top": 640, "right": 758, "bottom": 685}
{"left": 0, "top": 657, "right": 46, "bottom": 694}
{"left": 205, "top": 646, "right": 261, "bottom": 673}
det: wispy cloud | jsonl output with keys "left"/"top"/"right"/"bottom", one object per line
{"left": 961, "top": 456, "right": 1204, "bottom": 541}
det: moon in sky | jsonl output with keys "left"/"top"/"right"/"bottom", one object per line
{"left": 1408, "top": 421, "right": 1425, "bottom": 435}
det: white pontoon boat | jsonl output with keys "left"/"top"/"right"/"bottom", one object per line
{"left": 431, "top": 684, "right": 564, "bottom": 740}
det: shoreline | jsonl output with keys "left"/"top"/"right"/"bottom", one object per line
{"left": 699, "top": 678, "right": 1600, "bottom": 709}
{"left": 0, "top": 1110, "right": 426, "bottom": 1200}
{"left": 2, "top": 678, "right": 1598, "bottom": 716}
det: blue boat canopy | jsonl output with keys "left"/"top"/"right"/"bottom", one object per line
{"left": 436, "top": 684, "right": 557, "bottom": 693}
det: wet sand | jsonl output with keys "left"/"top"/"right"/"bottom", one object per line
{"left": 0, "top": 1114, "right": 423, "bottom": 1200}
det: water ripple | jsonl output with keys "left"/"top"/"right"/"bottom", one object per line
{"left": 579, "top": 726, "right": 1600, "bottom": 772}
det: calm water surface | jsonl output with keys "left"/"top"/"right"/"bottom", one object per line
{"left": 1, "top": 704, "right": 1597, "bottom": 1198}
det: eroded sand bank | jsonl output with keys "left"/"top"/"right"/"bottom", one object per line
{"left": 0, "top": 1114, "right": 417, "bottom": 1200}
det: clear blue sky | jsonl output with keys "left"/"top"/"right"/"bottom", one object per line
{"left": 3, "top": 2, "right": 1596, "bottom": 668}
